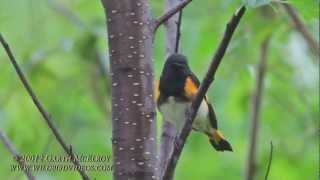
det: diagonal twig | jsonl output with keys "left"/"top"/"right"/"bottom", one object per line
{"left": 282, "top": 3, "right": 319, "bottom": 56}
{"left": 162, "top": 6, "right": 246, "bottom": 180}
{"left": 0, "top": 129, "right": 36, "bottom": 180}
{"left": 153, "top": 0, "right": 192, "bottom": 32}
{"left": 0, "top": 34, "right": 90, "bottom": 180}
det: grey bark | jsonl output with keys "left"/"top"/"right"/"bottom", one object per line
{"left": 159, "top": 121, "right": 177, "bottom": 179}
{"left": 101, "top": 1, "right": 157, "bottom": 180}
{"left": 159, "top": 0, "right": 182, "bottom": 179}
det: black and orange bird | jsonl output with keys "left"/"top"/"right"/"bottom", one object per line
{"left": 155, "top": 53, "right": 233, "bottom": 152}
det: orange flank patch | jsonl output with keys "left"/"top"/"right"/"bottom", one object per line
{"left": 154, "top": 80, "right": 160, "bottom": 101}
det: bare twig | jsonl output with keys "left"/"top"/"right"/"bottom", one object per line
{"left": 0, "top": 129, "right": 36, "bottom": 180}
{"left": 245, "top": 36, "right": 271, "bottom": 180}
{"left": 0, "top": 34, "right": 90, "bottom": 180}
{"left": 264, "top": 141, "right": 274, "bottom": 180}
{"left": 162, "top": 6, "right": 246, "bottom": 180}
{"left": 282, "top": 3, "right": 319, "bottom": 55}
{"left": 153, "top": 0, "right": 192, "bottom": 32}
{"left": 174, "top": 9, "right": 183, "bottom": 53}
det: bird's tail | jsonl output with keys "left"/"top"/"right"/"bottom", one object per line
{"left": 208, "top": 129, "right": 233, "bottom": 152}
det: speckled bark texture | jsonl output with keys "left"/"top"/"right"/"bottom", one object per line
{"left": 101, "top": 1, "right": 157, "bottom": 179}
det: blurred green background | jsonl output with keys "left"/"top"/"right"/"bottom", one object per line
{"left": 0, "top": 0, "right": 318, "bottom": 179}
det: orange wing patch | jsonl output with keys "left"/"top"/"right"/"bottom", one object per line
{"left": 154, "top": 80, "right": 160, "bottom": 102}
{"left": 184, "top": 77, "right": 199, "bottom": 98}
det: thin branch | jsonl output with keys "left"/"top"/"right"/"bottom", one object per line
{"left": 174, "top": 9, "right": 183, "bottom": 53}
{"left": 162, "top": 6, "right": 246, "bottom": 180}
{"left": 264, "top": 141, "right": 274, "bottom": 180}
{"left": 0, "top": 129, "right": 36, "bottom": 180}
{"left": 153, "top": 0, "right": 192, "bottom": 32}
{"left": 245, "top": 36, "right": 271, "bottom": 180}
{"left": 0, "top": 34, "right": 90, "bottom": 180}
{"left": 159, "top": 121, "right": 177, "bottom": 178}
{"left": 282, "top": 3, "right": 319, "bottom": 56}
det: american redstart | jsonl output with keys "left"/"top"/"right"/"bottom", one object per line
{"left": 155, "top": 53, "right": 232, "bottom": 152}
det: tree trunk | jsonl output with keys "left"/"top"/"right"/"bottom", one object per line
{"left": 101, "top": 1, "right": 157, "bottom": 179}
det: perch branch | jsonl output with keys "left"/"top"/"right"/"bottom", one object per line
{"left": 0, "top": 34, "right": 90, "bottom": 180}
{"left": 0, "top": 129, "right": 36, "bottom": 180}
{"left": 154, "top": 0, "right": 192, "bottom": 32}
{"left": 159, "top": 0, "right": 185, "bottom": 178}
{"left": 282, "top": 3, "right": 319, "bottom": 55}
{"left": 162, "top": 6, "right": 246, "bottom": 180}
{"left": 264, "top": 141, "right": 274, "bottom": 180}
{"left": 245, "top": 36, "right": 270, "bottom": 180}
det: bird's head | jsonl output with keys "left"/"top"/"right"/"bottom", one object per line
{"left": 159, "top": 53, "right": 191, "bottom": 95}
{"left": 164, "top": 53, "right": 189, "bottom": 71}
